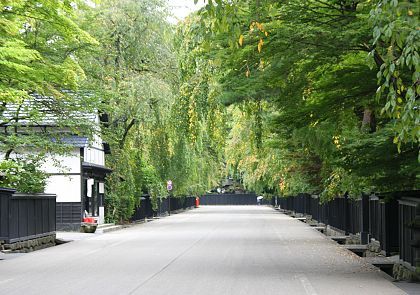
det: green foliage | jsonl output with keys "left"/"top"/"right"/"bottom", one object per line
{"left": 0, "top": 0, "right": 97, "bottom": 101}
{"left": 370, "top": 0, "right": 419, "bottom": 148}
{"left": 1, "top": 1, "right": 99, "bottom": 175}
{"left": 190, "top": 0, "right": 419, "bottom": 199}
{"left": 2, "top": 0, "right": 417, "bottom": 219}
{"left": 81, "top": 0, "right": 201, "bottom": 222}
{"left": 0, "top": 157, "right": 47, "bottom": 193}
{"left": 104, "top": 152, "right": 137, "bottom": 223}
{"left": 169, "top": 14, "right": 228, "bottom": 197}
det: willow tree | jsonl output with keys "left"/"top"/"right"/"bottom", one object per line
{"left": 170, "top": 13, "right": 227, "bottom": 197}
{"left": 186, "top": 0, "right": 419, "bottom": 198}
{"left": 76, "top": 0, "right": 179, "bottom": 221}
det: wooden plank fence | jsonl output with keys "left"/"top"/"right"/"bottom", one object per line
{"left": 0, "top": 188, "right": 56, "bottom": 244}
{"left": 277, "top": 191, "right": 419, "bottom": 270}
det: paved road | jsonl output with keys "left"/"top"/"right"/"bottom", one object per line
{"left": 0, "top": 206, "right": 410, "bottom": 294}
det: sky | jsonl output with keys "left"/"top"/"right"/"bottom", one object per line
{"left": 167, "top": 0, "right": 206, "bottom": 24}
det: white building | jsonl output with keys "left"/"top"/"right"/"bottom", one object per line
{"left": 1, "top": 95, "right": 112, "bottom": 231}
{"left": 45, "top": 132, "right": 112, "bottom": 231}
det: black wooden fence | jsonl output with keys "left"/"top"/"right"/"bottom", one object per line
{"left": 0, "top": 188, "right": 56, "bottom": 243}
{"left": 397, "top": 193, "right": 420, "bottom": 268}
{"left": 200, "top": 193, "right": 258, "bottom": 205}
{"left": 277, "top": 191, "right": 420, "bottom": 268}
{"left": 131, "top": 193, "right": 262, "bottom": 220}
{"left": 131, "top": 195, "right": 196, "bottom": 221}
{"left": 56, "top": 202, "right": 82, "bottom": 231}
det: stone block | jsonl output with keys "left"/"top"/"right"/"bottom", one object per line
{"left": 2, "top": 235, "right": 56, "bottom": 253}
{"left": 393, "top": 262, "right": 419, "bottom": 282}
{"left": 368, "top": 239, "right": 381, "bottom": 253}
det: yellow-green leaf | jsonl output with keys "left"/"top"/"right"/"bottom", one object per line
{"left": 238, "top": 35, "right": 244, "bottom": 46}
{"left": 257, "top": 39, "right": 263, "bottom": 53}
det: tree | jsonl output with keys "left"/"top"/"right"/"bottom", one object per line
{"left": 370, "top": 0, "right": 419, "bottom": 149}
{"left": 171, "top": 13, "right": 228, "bottom": 197}
{"left": 0, "top": 0, "right": 99, "bottom": 190}
{"left": 181, "top": 0, "right": 419, "bottom": 198}
{"left": 79, "top": 0, "right": 182, "bottom": 222}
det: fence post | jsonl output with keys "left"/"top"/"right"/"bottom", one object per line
{"left": 413, "top": 202, "right": 420, "bottom": 274}
{"left": 0, "top": 188, "right": 16, "bottom": 243}
{"left": 344, "top": 193, "right": 350, "bottom": 235}
{"left": 361, "top": 193, "right": 369, "bottom": 244}
{"left": 168, "top": 192, "right": 171, "bottom": 216}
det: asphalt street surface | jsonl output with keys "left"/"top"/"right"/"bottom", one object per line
{"left": 0, "top": 206, "right": 411, "bottom": 294}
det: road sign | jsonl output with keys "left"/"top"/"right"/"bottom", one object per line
{"left": 167, "top": 180, "right": 173, "bottom": 191}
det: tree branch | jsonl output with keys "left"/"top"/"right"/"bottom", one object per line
{"left": 119, "top": 118, "right": 137, "bottom": 149}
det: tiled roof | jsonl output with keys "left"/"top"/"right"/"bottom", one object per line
{"left": 52, "top": 136, "right": 89, "bottom": 147}
{"left": 1, "top": 92, "right": 97, "bottom": 126}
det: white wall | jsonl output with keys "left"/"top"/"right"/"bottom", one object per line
{"left": 45, "top": 175, "right": 81, "bottom": 202}
{"left": 41, "top": 148, "right": 81, "bottom": 174}
{"left": 84, "top": 147, "right": 105, "bottom": 166}
{"left": 83, "top": 115, "right": 106, "bottom": 166}
{"left": 1, "top": 148, "right": 81, "bottom": 174}
{"left": 42, "top": 148, "right": 82, "bottom": 203}
{"left": 91, "top": 130, "right": 103, "bottom": 149}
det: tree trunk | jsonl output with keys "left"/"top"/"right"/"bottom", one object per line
{"left": 361, "top": 108, "right": 376, "bottom": 133}
{"left": 5, "top": 149, "right": 13, "bottom": 160}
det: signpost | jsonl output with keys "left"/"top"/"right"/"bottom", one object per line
{"left": 167, "top": 180, "right": 173, "bottom": 216}
{"left": 166, "top": 180, "right": 173, "bottom": 191}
